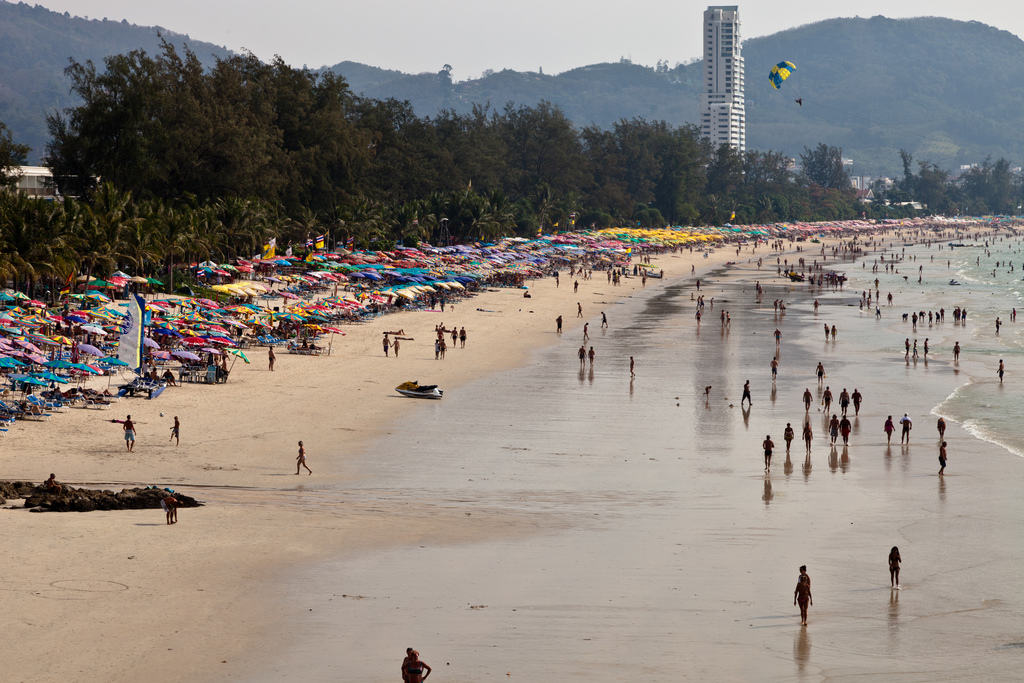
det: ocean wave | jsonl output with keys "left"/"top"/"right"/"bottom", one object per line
{"left": 932, "top": 381, "right": 1024, "bottom": 459}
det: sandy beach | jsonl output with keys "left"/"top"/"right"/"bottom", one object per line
{"left": 0, "top": 239, "right": 743, "bottom": 681}
{"left": 6, "top": 228, "right": 1023, "bottom": 682}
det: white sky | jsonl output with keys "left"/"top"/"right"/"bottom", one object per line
{"left": 26, "top": 1, "right": 1024, "bottom": 78}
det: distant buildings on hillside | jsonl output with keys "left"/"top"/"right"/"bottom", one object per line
{"left": 700, "top": 5, "right": 745, "bottom": 152}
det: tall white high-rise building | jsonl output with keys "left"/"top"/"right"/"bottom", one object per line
{"left": 700, "top": 6, "right": 745, "bottom": 152}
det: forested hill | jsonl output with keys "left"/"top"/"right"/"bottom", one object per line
{"left": 3, "top": 2, "right": 1024, "bottom": 175}
{"left": 0, "top": 1, "right": 231, "bottom": 160}
{"left": 329, "top": 16, "right": 1024, "bottom": 175}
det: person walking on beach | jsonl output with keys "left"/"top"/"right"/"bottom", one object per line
{"left": 763, "top": 434, "right": 775, "bottom": 471}
{"left": 296, "top": 441, "right": 312, "bottom": 475}
{"left": 839, "top": 388, "right": 850, "bottom": 416}
{"left": 794, "top": 574, "right": 812, "bottom": 626}
{"left": 822, "top": 386, "right": 833, "bottom": 414}
{"left": 588, "top": 346, "right": 595, "bottom": 367}
{"left": 770, "top": 357, "right": 779, "bottom": 381}
{"left": 816, "top": 362, "right": 825, "bottom": 385}
{"left": 629, "top": 356, "right": 635, "bottom": 378}
{"left": 169, "top": 416, "right": 180, "bottom": 446}
{"left": 839, "top": 415, "right": 852, "bottom": 445}
{"left": 123, "top": 415, "right": 136, "bottom": 452}
{"left": 574, "top": 279, "right": 579, "bottom": 294}
{"left": 382, "top": 334, "right": 389, "bottom": 357}
{"left": 799, "top": 564, "right": 812, "bottom": 589}
{"left": 459, "top": 327, "right": 467, "bottom": 348}
{"left": 900, "top": 414, "right": 913, "bottom": 444}
{"left": 268, "top": 346, "right": 276, "bottom": 371}
{"left": 938, "top": 441, "right": 948, "bottom": 475}
{"left": 953, "top": 341, "right": 960, "bottom": 362}
{"left": 577, "top": 302, "right": 583, "bottom": 318}
{"left": 998, "top": 359, "right": 1005, "bottom": 383}
{"left": 851, "top": 388, "right": 863, "bottom": 416}
{"left": 905, "top": 337, "right": 910, "bottom": 359}
{"left": 741, "top": 380, "right": 752, "bottom": 407}
{"left": 784, "top": 423, "right": 795, "bottom": 454}
{"left": 401, "top": 650, "right": 432, "bottom": 682}
{"left": 802, "top": 421, "right": 813, "bottom": 453}
{"left": 774, "top": 328, "right": 782, "bottom": 346}
{"left": 601, "top": 311, "right": 608, "bottom": 329}
{"left": 803, "top": 388, "right": 813, "bottom": 412}
{"left": 578, "top": 345, "right": 586, "bottom": 368}
{"left": 884, "top": 415, "right": 895, "bottom": 444}
{"left": 937, "top": 417, "right": 946, "bottom": 439}
{"left": 583, "top": 322, "right": 589, "bottom": 341}
{"left": 556, "top": 315, "right": 563, "bottom": 334}
{"left": 889, "top": 546, "right": 902, "bottom": 589}
{"left": 828, "top": 415, "right": 840, "bottom": 445}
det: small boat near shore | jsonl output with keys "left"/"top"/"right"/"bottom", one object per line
{"left": 395, "top": 381, "right": 443, "bottom": 399}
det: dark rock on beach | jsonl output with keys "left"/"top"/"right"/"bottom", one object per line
{"left": 0, "top": 481, "right": 202, "bottom": 512}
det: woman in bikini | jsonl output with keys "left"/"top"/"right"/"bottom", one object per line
{"left": 889, "top": 546, "right": 902, "bottom": 588}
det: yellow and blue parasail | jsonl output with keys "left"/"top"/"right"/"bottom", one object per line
{"left": 768, "top": 61, "right": 796, "bottom": 89}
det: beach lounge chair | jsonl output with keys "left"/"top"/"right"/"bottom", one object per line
{"left": 28, "top": 395, "right": 63, "bottom": 412}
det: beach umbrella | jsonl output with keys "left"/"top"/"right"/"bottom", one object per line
{"left": 43, "top": 359, "right": 75, "bottom": 369}
{"left": 225, "top": 348, "right": 250, "bottom": 364}
{"left": 181, "top": 336, "right": 207, "bottom": 346}
{"left": 32, "top": 372, "right": 68, "bottom": 384}
{"left": 76, "top": 343, "right": 104, "bottom": 356}
{"left": 201, "top": 347, "right": 223, "bottom": 354}
{"left": 0, "top": 357, "right": 26, "bottom": 368}
{"left": 12, "top": 375, "right": 48, "bottom": 387}
{"left": 81, "top": 324, "right": 107, "bottom": 335}
{"left": 69, "top": 363, "right": 102, "bottom": 374}
{"left": 150, "top": 351, "right": 171, "bottom": 360}
{"left": 98, "top": 356, "right": 130, "bottom": 367}
{"left": 143, "top": 337, "right": 161, "bottom": 349}
{"left": 171, "top": 350, "right": 200, "bottom": 361}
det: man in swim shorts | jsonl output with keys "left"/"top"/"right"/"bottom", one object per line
{"left": 123, "top": 415, "right": 136, "bottom": 452}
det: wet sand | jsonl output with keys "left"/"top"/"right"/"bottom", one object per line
{"left": 241, "top": 246, "right": 1024, "bottom": 681}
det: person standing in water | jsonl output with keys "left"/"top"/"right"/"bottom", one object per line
{"left": 889, "top": 546, "right": 902, "bottom": 589}
{"left": 802, "top": 421, "right": 813, "bottom": 453}
{"left": 783, "top": 423, "right": 795, "bottom": 454}
{"left": 762, "top": 434, "right": 775, "bottom": 471}
{"left": 937, "top": 417, "right": 946, "bottom": 439}
{"left": 816, "top": 362, "right": 825, "bottom": 384}
{"left": 938, "top": 441, "right": 948, "bottom": 475}
{"left": 998, "top": 359, "right": 1005, "bottom": 383}
{"left": 794, "top": 574, "right": 812, "bottom": 626}
{"left": 953, "top": 341, "right": 960, "bottom": 363}
{"left": 629, "top": 356, "right": 635, "bottom": 378}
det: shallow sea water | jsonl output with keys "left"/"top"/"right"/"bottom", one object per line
{"left": 242, "top": 240, "right": 1024, "bottom": 682}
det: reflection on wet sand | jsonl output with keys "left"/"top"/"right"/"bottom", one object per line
{"left": 762, "top": 475, "right": 773, "bottom": 505}
{"left": 887, "top": 589, "right": 901, "bottom": 653}
{"left": 794, "top": 627, "right": 811, "bottom": 676}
